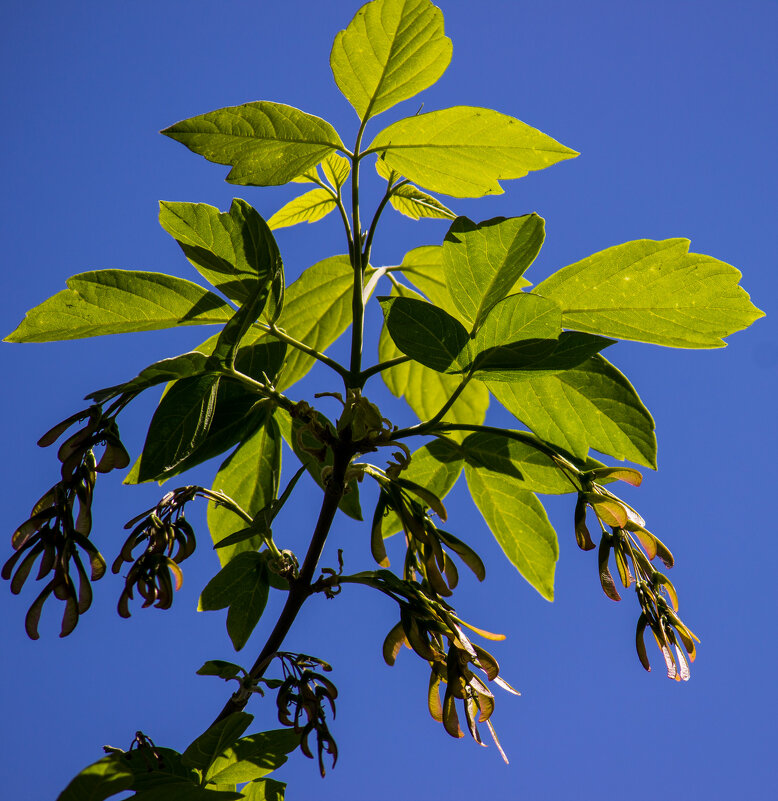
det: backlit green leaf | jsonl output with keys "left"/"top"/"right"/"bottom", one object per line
{"left": 378, "top": 295, "right": 469, "bottom": 372}
{"left": 260, "top": 255, "right": 356, "bottom": 390}
{"left": 321, "top": 152, "right": 351, "bottom": 187}
{"left": 5, "top": 271, "right": 233, "bottom": 343}
{"left": 241, "top": 779, "right": 286, "bottom": 801}
{"left": 205, "top": 729, "right": 300, "bottom": 786}
{"left": 55, "top": 755, "right": 133, "bottom": 801}
{"left": 461, "top": 430, "right": 579, "bottom": 494}
{"left": 330, "top": 0, "right": 452, "bottom": 120}
{"left": 442, "top": 215, "right": 545, "bottom": 329}
{"left": 389, "top": 184, "right": 456, "bottom": 220}
{"left": 208, "top": 417, "right": 282, "bottom": 565}
{"left": 487, "top": 354, "right": 657, "bottom": 467}
{"left": 465, "top": 466, "right": 558, "bottom": 600}
{"left": 471, "top": 291, "right": 561, "bottom": 355}
{"left": 533, "top": 238, "right": 764, "bottom": 348}
{"left": 162, "top": 102, "right": 344, "bottom": 187}
{"left": 367, "top": 107, "right": 577, "bottom": 197}
{"left": 137, "top": 374, "right": 221, "bottom": 481}
{"left": 198, "top": 551, "right": 271, "bottom": 651}
{"left": 267, "top": 189, "right": 336, "bottom": 229}
{"left": 183, "top": 712, "right": 253, "bottom": 771}
{"left": 159, "top": 199, "right": 280, "bottom": 305}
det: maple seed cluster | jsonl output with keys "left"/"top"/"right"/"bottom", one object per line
{"left": 575, "top": 467, "right": 699, "bottom": 681}
{"left": 2, "top": 404, "right": 129, "bottom": 638}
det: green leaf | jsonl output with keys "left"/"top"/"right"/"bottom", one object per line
{"left": 199, "top": 552, "right": 271, "bottom": 651}
{"left": 137, "top": 374, "right": 221, "bottom": 481}
{"left": 389, "top": 184, "right": 456, "bottom": 220}
{"left": 208, "top": 417, "right": 282, "bottom": 566}
{"left": 206, "top": 729, "right": 300, "bottom": 785}
{"left": 367, "top": 107, "right": 577, "bottom": 198}
{"left": 378, "top": 295, "right": 469, "bottom": 372}
{"left": 125, "top": 341, "right": 286, "bottom": 484}
{"left": 330, "top": 0, "right": 452, "bottom": 121}
{"left": 5, "top": 270, "right": 233, "bottom": 343}
{"left": 473, "top": 292, "right": 561, "bottom": 342}
{"left": 381, "top": 439, "right": 464, "bottom": 536}
{"left": 533, "top": 238, "right": 765, "bottom": 348}
{"left": 87, "top": 351, "right": 211, "bottom": 404}
{"left": 460, "top": 430, "right": 579, "bottom": 494}
{"left": 399, "top": 245, "right": 531, "bottom": 312}
{"left": 378, "top": 286, "right": 489, "bottom": 440}
{"left": 197, "top": 660, "right": 244, "bottom": 680}
{"left": 471, "top": 331, "right": 615, "bottom": 381}
{"left": 241, "top": 779, "right": 286, "bottom": 801}
{"left": 267, "top": 189, "right": 336, "bottom": 230}
{"left": 123, "top": 748, "right": 226, "bottom": 798}
{"left": 486, "top": 354, "right": 657, "bottom": 467}
{"left": 132, "top": 786, "right": 241, "bottom": 801}
{"left": 465, "top": 465, "right": 558, "bottom": 600}
{"left": 251, "top": 255, "right": 356, "bottom": 390}
{"left": 55, "top": 755, "right": 133, "bottom": 801}
{"left": 183, "top": 713, "right": 253, "bottom": 771}
{"left": 442, "top": 215, "right": 545, "bottom": 329}
{"left": 162, "top": 102, "right": 344, "bottom": 187}
{"left": 321, "top": 152, "right": 351, "bottom": 188}
{"left": 159, "top": 199, "right": 281, "bottom": 305}
{"left": 275, "top": 410, "right": 362, "bottom": 520}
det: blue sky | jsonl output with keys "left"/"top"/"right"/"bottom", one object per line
{"left": 1, "top": 1, "right": 776, "bottom": 799}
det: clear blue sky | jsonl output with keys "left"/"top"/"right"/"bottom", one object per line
{"left": 1, "top": 1, "right": 776, "bottom": 799}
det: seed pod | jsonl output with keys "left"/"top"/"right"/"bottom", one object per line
{"left": 598, "top": 534, "right": 621, "bottom": 602}
{"left": 574, "top": 495, "right": 596, "bottom": 551}
{"left": 427, "top": 665, "right": 444, "bottom": 722}
{"left": 382, "top": 621, "right": 407, "bottom": 666}
{"left": 370, "top": 492, "right": 390, "bottom": 568}
{"left": 635, "top": 613, "right": 651, "bottom": 672}
{"left": 437, "top": 529, "right": 485, "bottom": 581}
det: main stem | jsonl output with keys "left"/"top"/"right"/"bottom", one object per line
{"left": 211, "top": 445, "right": 352, "bottom": 724}
{"left": 348, "top": 121, "right": 368, "bottom": 386}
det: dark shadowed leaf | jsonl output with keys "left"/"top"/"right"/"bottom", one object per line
{"left": 159, "top": 199, "right": 280, "bottom": 305}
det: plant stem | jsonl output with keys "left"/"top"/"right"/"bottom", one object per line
{"left": 357, "top": 354, "right": 411, "bottom": 387}
{"left": 348, "top": 120, "right": 369, "bottom": 387}
{"left": 210, "top": 444, "right": 352, "bottom": 724}
{"left": 254, "top": 322, "right": 350, "bottom": 381}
